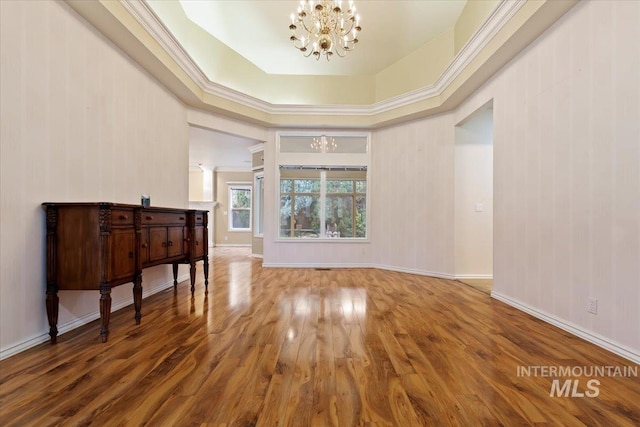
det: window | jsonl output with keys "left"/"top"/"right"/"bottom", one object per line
{"left": 228, "top": 185, "right": 251, "bottom": 231}
{"left": 254, "top": 173, "right": 264, "bottom": 237}
{"left": 278, "top": 132, "right": 369, "bottom": 240}
{"left": 279, "top": 167, "right": 367, "bottom": 239}
{"left": 325, "top": 172, "right": 367, "bottom": 238}
{"left": 280, "top": 170, "right": 321, "bottom": 238}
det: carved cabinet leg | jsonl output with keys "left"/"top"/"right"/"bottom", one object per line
{"left": 172, "top": 263, "right": 179, "bottom": 288}
{"left": 133, "top": 273, "right": 142, "bottom": 325}
{"left": 99, "top": 284, "right": 112, "bottom": 343}
{"left": 203, "top": 256, "right": 209, "bottom": 292}
{"left": 46, "top": 285, "right": 59, "bottom": 344}
{"left": 189, "top": 263, "right": 196, "bottom": 295}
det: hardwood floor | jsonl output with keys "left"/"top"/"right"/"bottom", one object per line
{"left": 1, "top": 247, "right": 638, "bottom": 426}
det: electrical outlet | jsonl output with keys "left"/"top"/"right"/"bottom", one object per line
{"left": 224, "top": 236, "right": 228, "bottom": 241}
{"left": 587, "top": 298, "right": 598, "bottom": 314}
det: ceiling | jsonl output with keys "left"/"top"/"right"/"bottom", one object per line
{"left": 189, "top": 126, "right": 258, "bottom": 172}
{"left": 182, "top": 0, "right": 465, "bottom": 170}
{"left": 178, "top": 0, "right": 466, "bottom": 76}
{"left": 64, "top": 1, "right": 580, "bottom": 171}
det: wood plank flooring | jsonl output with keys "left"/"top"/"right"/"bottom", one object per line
{"left": 1, "top": 247, "right": 639, "bottom": 426}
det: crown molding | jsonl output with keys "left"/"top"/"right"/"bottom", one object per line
{"left": 120, "top": 0, "right": 210, "bottom": 90}
{"left": 120, "top": 0, "right": 525, "bottom": 118}
{"left": 248, "top": 143, "right": 265, "bottom": 154}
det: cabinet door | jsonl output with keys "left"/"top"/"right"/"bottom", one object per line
{"left": 194, "top": 227, "right": 205, "bottom": 258}
{"left": 149, "top": 227, "right": 167, "bottom": 262}
{"left": 111, "top": 229, "right": 136, "bottom": 281}
{"left": 139, "top": 228, "right": 150, "bottom": 266}
{"left": 167, "top": 226, "right": 183, "bottom": 258}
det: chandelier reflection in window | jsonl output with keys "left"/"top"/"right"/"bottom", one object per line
{"left": 310, "top": 135, "right": 337, "bottom": 152}
{"left": 289, "top": 0, "right": 362, "bottom": 61}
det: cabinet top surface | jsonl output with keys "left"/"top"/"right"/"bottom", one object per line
{"left": 42, "top": 202, "right": 207, "bottom": 213}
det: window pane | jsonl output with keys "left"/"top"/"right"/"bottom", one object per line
{"left": 294, "top": 179, "right": 320, "bottom": 193}
{"left": 326, "top": 195, "right": 354, "bottom": 238}
{"left": 280, "top": 195, "right": 292, "bottom": 237}
{"left": 280, "top": 136, "right": 317, "bottom": 153}
{"left": 326, "top": 180, "right": 353, "bottom": 193}
{"left": 294, "top": 195, "right": 320, "bottom": 237}
{"left": 356, "top": 196, "right": 366, "bottom": 238}
{"left": 232, "top": 209, "right": 250, "bottom": 229}
{"left": 231, "top": 189, "right": 251, "bottom": 208}
{"left": 279, "top": 166, "right": 367, "bottom": 239}
{"left": 280, "top": 179, "right": 292, "bottom": 193}
{"left": 329, "top": 136, "right": 368, "bottom": 153}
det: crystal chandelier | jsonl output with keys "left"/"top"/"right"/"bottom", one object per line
{"left": 310, "top": 135, "right": 337, "bottom": 151}
{"left": 289, "top": 0, "right": 362, "bottom": 60}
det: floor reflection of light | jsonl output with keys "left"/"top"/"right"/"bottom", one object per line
{"left": 275, "top": 287, "right": 368, "bottom": 362}
{"left": 294, "top": 296, "right": 309, "bottom": 315}
{"left": 287, "top": 328, "right": 296, "bottom": 341}
{"left": 229, "top": 261, "right": 250, "bottom": 309}
{"left": 339, "top": 288, "right": 367, "bottom": 325}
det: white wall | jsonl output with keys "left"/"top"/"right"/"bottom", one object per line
{"left": 371, "top": 115, "right": 456, "bottom": 277}
{"left": 455, "top": 0, "right": 640, "bottom": 359}
{"left": 454, "top": 107, "right": 493, "bottom": 278}
{"left": 0, "top": 1, "right": 189, "bottom": 357}
{"left": 358, "top": 0, "right": 640, "bottom": 359}
{"left": 262, "top": 130, "right": 373, "bottom": 267}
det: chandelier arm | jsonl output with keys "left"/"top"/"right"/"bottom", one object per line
{"left": 288, "top": 0, "right": 361, "bottom": 60}
{"left": 297, "top": 17, "right": 318, "bottom": 36}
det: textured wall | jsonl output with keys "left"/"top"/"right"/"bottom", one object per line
{"left": 371, "top": 114, "right": 456, "bottom": 277}
{"left": 455, "top": 0, "right": 639, "bottom": 356}
{"left": 0, "top": 1, "right": 188, "bottom": 355}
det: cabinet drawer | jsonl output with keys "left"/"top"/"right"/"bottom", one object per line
{"left": 141, "top": 212, "right": 186, "bottom": 226}
{"left": 195, "top": 213, "right": 205, "bottom": 225}
{"left": 112, "top": 209, "right": 134, "bottom": 226}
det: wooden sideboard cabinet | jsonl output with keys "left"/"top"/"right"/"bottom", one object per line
{"left": 42, "top": 202, "right": 209, "bottom": 343}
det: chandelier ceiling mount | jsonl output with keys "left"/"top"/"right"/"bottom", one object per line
{"left": 289, "top": 0, "right": 362, "bottom": 61}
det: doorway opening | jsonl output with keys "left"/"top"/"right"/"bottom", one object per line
{"left": 454, "top": 101, "right": 494, "bottom": 294}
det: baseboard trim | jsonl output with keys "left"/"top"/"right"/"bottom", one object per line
{"left": 376, "top": 264, "right": 456, "bottom": 280}
{"left": 262, "top": 262, "right": 374, "bottom": 269}
{"left": 251, "top": 253, "right": 264, "bottom": 259}
{"left": 455, "top": 274, "right": 493, "bottom": 280}
{"left": 0, "top": 274, "right": 189, "bottom": 361}
{"left": 491, "top": 291, "right": 640, "bottom": 365}
{"left": 214, "top": 244, "right": 251, "bottom": 247}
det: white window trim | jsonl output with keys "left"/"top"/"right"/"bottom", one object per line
{"left": 228, "top": 184, "right": 252, "bottom": 232}
{"left": 275, "top": 131, "right": 371, "bottom": 242}
{"left": 254, "top": 172, "right": 264, "bottom": 238}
